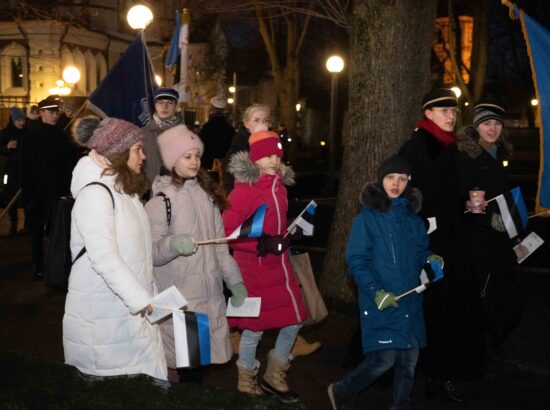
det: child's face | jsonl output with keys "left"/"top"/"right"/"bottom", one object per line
{"left": 255, "top": 155, "right": 281, "bottom": 176}
{"left": 382, "top": 173, "right": 409, "bottom": 198}
{"left": 175, "top": 148, "right": 201, "bottom": 179}
{"left": 244, "top": 109, "right": 270, "bottom": 133}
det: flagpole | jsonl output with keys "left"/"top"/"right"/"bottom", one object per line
{"left": 527, "top": 210, "right": 550, "bottom": 219}
{"left": 284, "top": 200, "right": 314, "bottom": 238}
{"left": 63, "top": 101, "right": 89, "bottom": 132}
{"left": 196, "top": 237, "right": 230, "bottom": 245}
{"left": 395, "top": 287, "right": 420, "bottom": 301}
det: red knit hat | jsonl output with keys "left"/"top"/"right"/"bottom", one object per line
{"left": 248, "top": 131, "right": 283, "bottom": 162}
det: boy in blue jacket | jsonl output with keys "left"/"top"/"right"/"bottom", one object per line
{"left": 328, "top": 155, "right": 443, "bottom": 410}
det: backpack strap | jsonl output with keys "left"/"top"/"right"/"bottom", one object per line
{"left": 156, "top": 192, "right": 172, "bottom": 226}
{"left": 73, "top": 182, "right": 115, "bottom": 264}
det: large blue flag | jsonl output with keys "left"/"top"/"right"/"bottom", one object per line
{"left": 165, "top": 10, "right": 181, "bottom": 72}
{"left": 513, "top": 6, "right": 550, "bottom": 209}
{"left": 88, "top": 32, "right": 156, "bottom": 126}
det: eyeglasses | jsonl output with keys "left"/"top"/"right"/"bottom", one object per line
{"left": 431, "top": 107, "right": 459, "bottom": 117}
{"left": 155, "top": 100, "right": 176, "bottom": 107}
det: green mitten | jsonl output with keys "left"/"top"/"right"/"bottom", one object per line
{"left": 169, "top": 234, "right": 197, "bottom": 256}
{"left": 427, "top": 254, "right": 444, "bottom": 268}
{"left": 229, "top": 282, "right": 248, "bottom": 307}
{"left": 374, "top": 289, "right": 399, "bottom": 311}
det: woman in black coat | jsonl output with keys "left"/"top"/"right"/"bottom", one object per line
{"left": 456, "top": 99, "right": 524, "bottom": 367}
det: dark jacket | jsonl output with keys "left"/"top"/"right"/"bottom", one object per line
{"left": 347, "top": 183, "right": 430, "bottom": 354}
{"left": 199, "top": 113, "right": 235, "bottom": 170}
{"left": 222, "top": 125, "right": 250, "bottom": 195}
{"left": 0, "top": 121, "right": 27, "bottom": 197}
{"left": 19, "top": 121, "right": 75, "bottom": 215}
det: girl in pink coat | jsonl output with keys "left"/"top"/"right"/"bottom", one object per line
{"left": 222, "top": 130, "right": 307, "bottom": 403}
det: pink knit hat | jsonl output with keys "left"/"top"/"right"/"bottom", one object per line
{"left": 157, "top": 124, "right": 204, "bottom": 169}
{"left": 73, "top": 116, "right": 143, "bottom": 157}
{"left": 248, "top": 130, "right": 283, "bottom": 162}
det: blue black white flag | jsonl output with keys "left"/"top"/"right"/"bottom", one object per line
{"left": 495, "top": 187, "right": 529, "bottom": 239}
{"left": 511, "top": 5, "right": 550, "bottom": 209}
{"left": 287, "top": 200, "right": 317, "bottom": 236}
{"left": 227, "top": 203, "right": 268, "bottom": 240}
{"left": 165, "top": 10, "right": 182, "bottom": 72}
{"left": 88, "top": 32, "right": 156, "bottom": 126}
{"left": 173, "top": 311, "right": 211, "bottom": 368}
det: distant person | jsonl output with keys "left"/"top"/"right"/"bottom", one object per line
{"left": 398, "top": 88, "right": 469, "bottom": 404}
{"left": 145, "top": 124, "right": 244, "bottom": 383}
{"left": 19, "top": 97, "right": 76, "bottom": 280}
{"left": 456, "top": 98, "right": 524, "bottom": 373}
{"left": 192, "top": 120, "right": 201, "bottom": 135}
{"left": 328, "top": 155, "right": 441, "bottom": 410}
{"left": 26, "top": 105, "right": 41, "bottom": 131}
{"left": 0, "top": 107, "right": 27, "bottom": 237}
{"left": 199, "top": 96, "right": 235, "bottom": 171}
{"left": 223, "top": 131, "right": 307, "bottom": 403}
{"left": 57, "top": 101, "right": 77, "bottom": 131}
{"left": 63, "top": 116, "right": 166, "bottom": 380}
{"left": 143, "top": 88, "right": 186, "bottom": 189}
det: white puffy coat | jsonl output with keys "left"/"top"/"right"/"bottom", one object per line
{"left": 145, "top": 176, "right": 242, "bottom": 368}
{"left": 63, "top": 156, "right": 167, "bottom": 380}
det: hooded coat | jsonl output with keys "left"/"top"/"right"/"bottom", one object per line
{"left": 145, "top": 175, "right": 243, "bottom": 368}
{"left": 222, "top": 151, "right": 308, "bottom": 331}
{"left": 347, "top": 183, "right": 430, "bottom": 354}
{"left": 63, "top": 156, "right": 167, "bottom": 380}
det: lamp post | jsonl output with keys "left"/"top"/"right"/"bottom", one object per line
{"left": 230, "top": 72, "right": 237, "bottom": 127}
{"left": 326, "top": 55, "right": 344, "bottom": 194}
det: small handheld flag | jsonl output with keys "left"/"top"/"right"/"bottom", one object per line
{"left": 226, "top": 203, "right": 268, "bottom": 240}
{"left": 173, "top": 311, "right": 211, "bottom": 368}
{"left": 287, "top": 200, "right": 317, "bottom": 237}
{"left": 495, "top": 187, "right": 529, "bottom": 239}
{"left": 395, "top": 259, "right": 444, "bottom": 301}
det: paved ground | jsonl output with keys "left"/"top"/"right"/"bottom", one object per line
{"left": 2, "top": 209, "right": 550, "bottom": 409}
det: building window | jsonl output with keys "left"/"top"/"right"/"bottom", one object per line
{"left": 11, "top": 58, "right": 23, "bottom": 87}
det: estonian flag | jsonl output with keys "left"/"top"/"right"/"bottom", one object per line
{"left": 173, "top": 311, "right": 211, "bottom": 368}
{"left": 495, "top": 187, "right": 529, "bottom": 239}
{"left": 414, "top": 259, "right": 444, "bottom": 294}
{"left": 165, "top": 10, "right": 182, "bottom": 72}
{"left": 226, "top": 203, "right": 268, "bottom": 240}
{"left": 288, "top": 200, "right": 317, "bottom": 236}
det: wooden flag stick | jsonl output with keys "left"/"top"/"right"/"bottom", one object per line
{"left": 196, "top": 237, "right": 230, "bottom": 245}
{"left": 463, "top": 196, "right": 497, "bottom": 214}
{"left": 528, "top": 210, "right": 550, "bottom": 219}
{"left": 395, "top": 288, "right": 418, "bottom": 301}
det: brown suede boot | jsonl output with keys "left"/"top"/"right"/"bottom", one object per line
{"left": 230, "top": 330, "right": 241, "bottom": 355}
{"left": 291, "top": 335, "right": 322, "bottom": 357}
{"left": 261, "top": 350, "right": 299, "bottom": 403}
{"left": 237, "top": 360, "right": 264, "bottom": 396}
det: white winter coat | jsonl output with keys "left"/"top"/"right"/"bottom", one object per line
{"left": 145, "top": 176, "right": 242, "bottom": 368}
{"left": 63, "top": 156, "right": 167, "bottom": 380}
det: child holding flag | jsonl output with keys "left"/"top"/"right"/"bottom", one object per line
{"left": 328, "top": 155, "right": 442, "bottom": 410}
{"left": 223, "top": 130, "right": 307, "bottom": 403}
{"left": 145, "top": 125, "right": 246, "bottom": 383}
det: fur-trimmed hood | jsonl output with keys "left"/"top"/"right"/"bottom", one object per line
{"left": 457, "top": 126, "right": 512, "bottom": 159}
{"left": 227, "top": 150, "right": 295, "bottom": 186}
{"left": 359, "top": 182, "right": 422, "bottom": 214}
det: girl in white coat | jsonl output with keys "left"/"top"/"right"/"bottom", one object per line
{"left": 145, "top": 125, "right": 246, "bottom": 383}
{"left": 63, "top": 116, "right": 167, "bottom": 380}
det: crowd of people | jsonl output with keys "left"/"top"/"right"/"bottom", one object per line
{"left": 0, "top": 86, "right": 522, "bottom": 408}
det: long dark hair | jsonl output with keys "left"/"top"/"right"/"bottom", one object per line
{"left": 102, "top": 150, "right": 149, "bottom": 196}
{"left": 171, "top": 168, "right": 228, "bottom": 210}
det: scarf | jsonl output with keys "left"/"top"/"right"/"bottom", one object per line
{"left": 153, "top": 112, "right": 180, "bottom": 130}
{"left": 417, "top": 117, "right": 457, "bottom": 146}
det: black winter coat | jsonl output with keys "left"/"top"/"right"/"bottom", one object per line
{"left": 0, "top": 121, "right": 27, "bottom": 197}
{"left": 199, "top": 113, "right": 235, "bottom": 170}
{"left": 222, "top": 125, "right": 250, "bottom": 195}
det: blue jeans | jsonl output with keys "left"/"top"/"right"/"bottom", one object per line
{"left": 334, "top": 347, "right": 420, "bottom": 410}
{"left": 237, "top": 324, "right": 302, "bottom": 370}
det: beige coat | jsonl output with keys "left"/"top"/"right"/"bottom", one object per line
{"left": 145, "top": 176, "right": 242, "bottom": 368}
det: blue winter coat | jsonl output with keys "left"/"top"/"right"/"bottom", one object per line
{"left": 346, "top": 183, "right": 431, "bottom": 354}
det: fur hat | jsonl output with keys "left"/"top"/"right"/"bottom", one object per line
{"left": 248, "top": 131, "right": 283, "bottom": 162}
{"left": 154, "top": 87, "right": 179, "bottom": 101}
{"left": 210, "top": 96, "right": 227, "bottom": 109}
{"left": 157, "top": 124, "right": 204, "bottom": 170}
{"left": 376, "top": 155, "right": 412, "bottom": 184}
{"left": 73, "top": 116, "right": 143, "bottom": 157}
{"left": 10, "top": 107, "right": 25, "bottom": 121}
{"left": 422, "top": 88, "right": 458, "bottom": 109}
{"left": 473, "top": 98, "right": 505, "bottom": 127}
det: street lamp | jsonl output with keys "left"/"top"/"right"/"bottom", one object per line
{"left": 127, "top": 5, "right": 153, "bottom": 30}
{"left": 63, "top": 66, "right": 80, "bottom": 85}
{"left": 326, "top": 55, "right": 344, "bottom": 194}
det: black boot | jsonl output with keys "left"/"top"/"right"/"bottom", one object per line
{"left": 425, "top": 377, "right": 468, "bottom": 405}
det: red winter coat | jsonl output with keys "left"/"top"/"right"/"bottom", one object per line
{"left": 222, "top": 151, "right": 307, "bottom": 331}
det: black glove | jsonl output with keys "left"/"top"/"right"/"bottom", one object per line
{"left": 257, "top": 235, "right": 290, "bottom": 256}
{"left": 289, "top": 225, "right": 303, "bottom": 241}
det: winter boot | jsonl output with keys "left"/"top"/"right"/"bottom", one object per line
{"left": 230, "top": 330, "right": 241, "bottom": 355}
{"left": 291, "top": 335, "right": 322, "bottom": 356}
{"left": 261, "top": 350, "right": 299, "bottom": 403}
{"left": 237, "top": 360, "right": 264, "bottom": 396}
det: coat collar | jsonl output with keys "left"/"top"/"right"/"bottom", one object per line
{"left": 359, "top": 182, "right": 422, "bottom": 214}
{"left": 228, "top": 150, "right": 295, "bottom": 186}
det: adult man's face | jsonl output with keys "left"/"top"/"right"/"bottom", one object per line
{"left": 155, "top": 98, "right": 177, "bottom": 120}
{"left": 39, "top": 108, "right": 60, "bottom": 125}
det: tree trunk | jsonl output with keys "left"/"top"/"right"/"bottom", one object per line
{"left": 319, "top": 0, "right": 438, "bottom": 305}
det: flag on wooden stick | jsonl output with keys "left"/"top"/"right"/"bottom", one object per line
{"left": 226, "top": 203, "right": 268, "bottom": 240}
{"left": 173, "top": 311, "right": 210, "bottom": 368}
{"left": 288, "top": 200, "right": 317, "bottom": 236}
{"left": 495, "top": 187, "right": 529, "bottom": 239}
